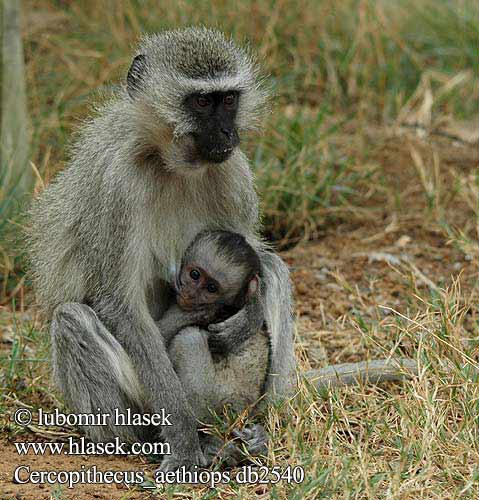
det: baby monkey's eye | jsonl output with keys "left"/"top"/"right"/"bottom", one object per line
{"left": 190, "top": 269, "right": 201, "bottom": 280}
{"left": 206, "top": 283, "right": 218, "bottom": 294}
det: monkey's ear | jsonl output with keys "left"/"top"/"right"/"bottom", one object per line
{"left": 247, "top": 275, "right": 260, "bottom": 297}
{"left": 127, "top": 54, "right": 147, "bottom": 98}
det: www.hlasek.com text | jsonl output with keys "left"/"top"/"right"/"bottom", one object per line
{"left": 14, "top": 436, "right": 169, "bottom": 457}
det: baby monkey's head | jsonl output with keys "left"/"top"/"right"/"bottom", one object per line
{"left": 176, "top": 231, "right": 261, "bottom": 311}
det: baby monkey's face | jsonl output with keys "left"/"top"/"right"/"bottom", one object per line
{"left": 176, "top": 261, "right": 234, "bottom": 311}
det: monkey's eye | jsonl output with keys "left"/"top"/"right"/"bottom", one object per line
{"left": 196, "top": 95, "right": 211, "bottom": 108}
{"left": 223, "top": 94, "right": 236, "bottom": 108}
{"left": 190, "top": 269, "right": 201, "bottom": 280}
{"left": 206, "top": 283, "right": 218, "bottom": 294}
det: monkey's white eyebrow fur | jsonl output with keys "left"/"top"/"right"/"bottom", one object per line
{"left": 131, "top": 27, "right": 270, "bottom": 137}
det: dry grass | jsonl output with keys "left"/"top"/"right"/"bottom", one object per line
{"left": 1, "top": 0, "right": 479, "bottom": 498}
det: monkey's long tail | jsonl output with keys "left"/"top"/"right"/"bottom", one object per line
{"left": 305, "top": 357, "right": 418, "bottom": 390}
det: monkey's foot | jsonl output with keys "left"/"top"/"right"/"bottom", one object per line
{"left": 200, "top": 424, "right": 269, "bottom": 468}
{"left": 200, "top": 434, "right": 244, "bottom": 468}
{"left": 232, "top": 423, "right": 269, "bottom": 457}
{"left": 158, "top": 449, "right": 208, "bottom": 472}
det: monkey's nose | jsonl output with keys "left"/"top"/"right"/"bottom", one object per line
{"left": 220, "top": 128, "right": 233, "bottom": 139}
{"left": 221, "top": 128, "right": 239, "bottom": 148}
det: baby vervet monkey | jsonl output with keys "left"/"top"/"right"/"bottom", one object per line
{"left": 158, "top": 230, "right": 270, "bottom": 425}
{"left": 158, "top": 230, "right": 263, "bottom": 345}
{"left": 159, "top": 229, "right": 419, "bottom": 432}
{"left": 155, "top": 230, "right": 419, "bottom": 465}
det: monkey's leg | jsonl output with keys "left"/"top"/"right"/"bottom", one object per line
{"left": 259, "top": 251, "right": 296, "bottom": 396}
{"left": 51, "top": 303, "right": 147, "bottom": 444}
{"left": 169, "top": 327, "right": 268, "bottom": 465}
{"left": 168, "top": 326, "right": 217, "bottom": 423}
{"left": 199, "top": 429, "right": 268, "bottom": 467}
{"left": 103, "top": 308, "right": 206, "bottom": 472}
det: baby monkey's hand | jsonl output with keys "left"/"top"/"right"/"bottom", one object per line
{"left": 158, "top": 303, "right": 221, "bottom": 344}
{"left": 187, "top": 303, "right": 223, "bottom": 327}
{"left": 208, "top": 276, "right": 264, "bottom": 355}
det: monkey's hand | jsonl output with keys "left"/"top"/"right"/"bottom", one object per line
{"left": 208, "top": 278, "right": 265, "bottom": 354}
{"left": 188, "top": 303, "right": 223, "bottom": 327}
{"left": 158, "top": 304, "right": 221, "bottom": 344}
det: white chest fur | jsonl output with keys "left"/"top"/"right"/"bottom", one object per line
{"left": 144, "top": 165, "right": 239, "bottom": 281}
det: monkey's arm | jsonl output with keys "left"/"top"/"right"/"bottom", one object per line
{"left": 207, "top": 280, "right": 265, "bottom": 354}
{"left": 157, "top": 305, "right": 191, "bottom": 344}
{"left": 306, "top": 357, "right": 418, "bottom": 390}
{"left": 158, "top": 304, "right": 223, "bottom": 344}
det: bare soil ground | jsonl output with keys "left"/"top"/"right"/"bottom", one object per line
{"left": 0, "top": 440, "right": 152, "bottom": 500}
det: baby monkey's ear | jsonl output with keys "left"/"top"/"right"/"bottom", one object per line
{"left": 247, "top": 275, "right": 260, "bottom": 297}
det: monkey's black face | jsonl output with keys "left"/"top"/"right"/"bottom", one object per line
{"left": 185, "top": 91, "right": 240, "bottom": 164}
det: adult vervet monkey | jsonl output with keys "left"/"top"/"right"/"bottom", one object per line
{"left": 29, "top": 27, "right": 295, "bottom": 471}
